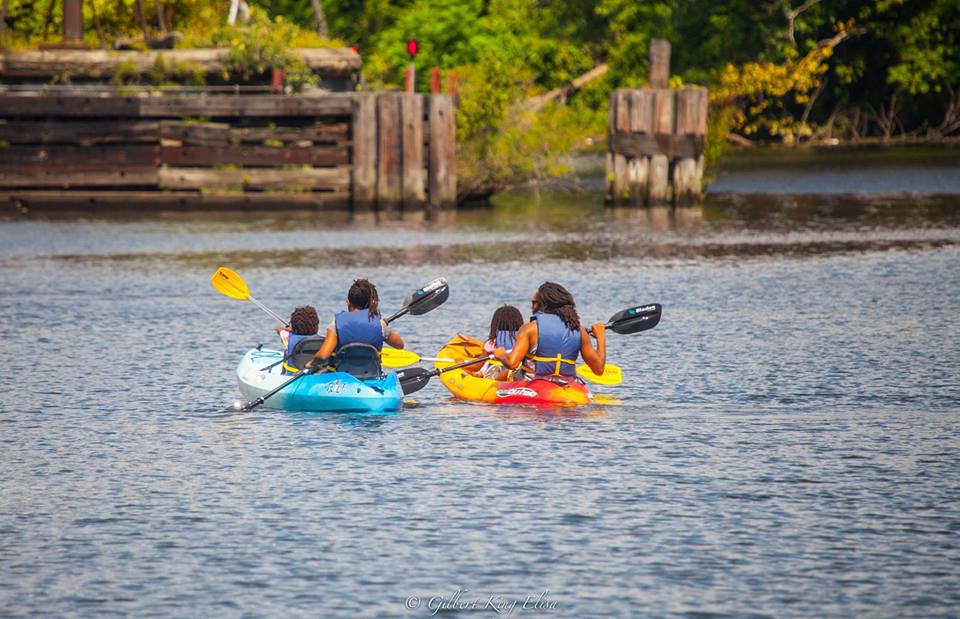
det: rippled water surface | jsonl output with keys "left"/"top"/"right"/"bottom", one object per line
{"left": 1, "top": 187, "right": 959, "bottom": 617}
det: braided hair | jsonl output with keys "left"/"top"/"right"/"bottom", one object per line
{"left": 488, "top": 305, "right": 524, "bottom": 342}
{"left": 289, "top": 305, "right": 319, "bottom": 335}
{"left": 537, "top": 282, "right": 580, "bottom": 331}
{"left": 348, "top": 278, "right": 380, "bottom": 318}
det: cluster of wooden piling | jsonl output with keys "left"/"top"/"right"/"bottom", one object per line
{"left": 0, "top": 91, "right": 456, "bottom": 210}
{"left": 605, "top": 40, "right": 709, "bottom": 206}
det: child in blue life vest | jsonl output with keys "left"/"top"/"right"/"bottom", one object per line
{"left": 471, "top": 305, "right": 525, "bottom": 380}
{"left": 305, "top": 279, "right": 404, "bottom": 370}
{"left": 276, "top": 305, "right": 320, "bottom": 375}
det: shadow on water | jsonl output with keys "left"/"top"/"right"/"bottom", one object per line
{"left": 4, "top": 190, "right": 956, "bottom": 268}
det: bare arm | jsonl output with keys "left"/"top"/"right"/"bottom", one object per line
{"left": 495, "top": 322, "right": 536, "bottom": 370}
{"left": 385, "top": 330, "right": 404, "bottom": 349}
{"left": 579, "top": 323, "right": 606, "bottom": 375}
{"left": 305, "top": 326, "right": 337, "bottom": 368}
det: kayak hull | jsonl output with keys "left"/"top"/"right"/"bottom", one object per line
{"left": 237, "top": 348, "right": 403, "bottom": 413}
{"left": 435, "top": 336, "right": 591, "bottom": 406}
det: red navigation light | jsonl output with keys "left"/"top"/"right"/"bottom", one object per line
{"left": 350, "top": 45, "right": 360, "bottom": 55}
{"left": 407, "top": 38, "right": 419, "bottom": 58}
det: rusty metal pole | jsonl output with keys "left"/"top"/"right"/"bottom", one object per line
{"left": 63, "top": 0, "right": 84, "bottom": 45}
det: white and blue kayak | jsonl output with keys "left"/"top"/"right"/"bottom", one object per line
{"left": 236, "top": 348, "right": 403, "bottom": 413}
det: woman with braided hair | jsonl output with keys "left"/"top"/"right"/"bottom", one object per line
{"left": 306, "top": 278, "right": 404, "bottom": 370}
{"left": 493, "top": 282, "right": 606, "bottom": 380}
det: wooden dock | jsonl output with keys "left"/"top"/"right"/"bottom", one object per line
{"left": 605, "top": 40, "right": 709, "bottom": 206}
{"left": 0, "top": 91, "right": 456, "bottom": 211}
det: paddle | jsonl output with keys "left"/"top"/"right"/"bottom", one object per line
{"left": 396, "top": 356, "right": 495, "bottom": 395}
{"left": 232, "top": 365, "right": 323, "bottom": 411}
{"left": 575, "top": 303, "right": 662, "bottom": 384}
{"left": 210, "top": 266, "right": 287, "bottom": 324}
{"left": 212, "top": 267, "right": 449, "bottom": 369}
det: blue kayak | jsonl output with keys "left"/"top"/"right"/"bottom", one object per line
{"left": 236, "top": 348, "right": 403, "bottom": 413}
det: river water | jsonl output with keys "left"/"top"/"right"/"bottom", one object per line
{"left": 1, "top": 153, "right": 959, "bottom": 617}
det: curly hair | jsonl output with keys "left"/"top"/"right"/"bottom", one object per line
{"left": 537, "top": 282, "right": 580, "bottom": 331}
{"left": 289, "top": 305, "right": 319, "bottom": 335}
{"left": 348, "top": 278, "right": 380, "bottom": 318}
{"left": 488, "top": 305, "right": 524, "bottom": 342}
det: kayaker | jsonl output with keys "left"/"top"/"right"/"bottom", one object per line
{"left": 276, "top": 305, "right": 320, "bottom": 375}
{"left": 305, "top": 278, "right": 404, "bottom": 373}
{"left": 470, "top": 304, "right": 525, "bottom": 380}
{"left": 493, "top": 282, "right": 606, "bottom": 380}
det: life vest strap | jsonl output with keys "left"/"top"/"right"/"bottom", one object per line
{"left": 527, "top": 353, "right": 577, "bottom": 376}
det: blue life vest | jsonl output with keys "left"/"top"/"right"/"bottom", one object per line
{"left": 334, "top": 310, "right": 384, "bottom": 351}
{"left": 495, "top": 329, "right": 517, "bottom": 350}
{"left": 530, "top": 312, "right": 580, "bottom": 376}
{"left": 283, "top": 332, "right": 320, "bottom": 375}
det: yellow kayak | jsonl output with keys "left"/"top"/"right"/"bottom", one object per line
{"left": 435, "top": 336, "right": 591, "bottom": 405}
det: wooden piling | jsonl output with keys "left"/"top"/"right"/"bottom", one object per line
{"left": 428, "top": 94, "right": 456, "bottom": 208}
{"left": 648, "top": 39, "right": 671, "bottom": 89}
{"left": 377, "top": 94, "right": 402, "bottom": 210}
{"left": 606, "top": 41, "right": 708, "bottom": 207}
{"left": 352, "top": 94, "right": 377, "bottom": 210}
{"left": 400, "top": 94, "right": 426, "bottom": 208}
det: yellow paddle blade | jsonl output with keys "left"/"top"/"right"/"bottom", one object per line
{"left": 381, "top": 348, "right": 422, "bottom": 368}
{"left": 577, "top": 363, "right": 622, "bottom": 386}
{"left": 211, "top": 266, "right": 250, "bottom": 300}
{"left": 592, "top": 394, "right": 622, "bottom": 406}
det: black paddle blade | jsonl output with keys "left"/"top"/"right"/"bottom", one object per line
{"left": 396, "top": 367, "right": 434, "bottom": 395}
{"left": 403, "top": 278, "right": 449, "bottom": 316}
{"left": 606, "top": 303, "right": 662, "bottom": 335}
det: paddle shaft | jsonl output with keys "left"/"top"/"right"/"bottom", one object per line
{"left": 243, "top": 366, "right": 321, "bottom": 411}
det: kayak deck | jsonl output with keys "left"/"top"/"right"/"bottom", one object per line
{"left": 237, "top": 348, "right": 403, "bottom": 413}
{"left": 435, "top": 336, "right": 591, "bottom": 406}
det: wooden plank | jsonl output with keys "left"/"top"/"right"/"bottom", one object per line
{"left": 673, "top": 88, "right": 697, "bottom": 204}
{"left": 400, "top": 94, "right": 425, "bottom": 208}
{"left": 2, "top": 189, "right": 351, "bottom": 210}
{"left": 158, "top": 121, "right": 351, "bottom": 146}
{"left": 157, "top": 166, "right": 350, "bottom": 190}
{"left": 351, "top": 94, "right": 377, "bottom": 210}
{"left": 139, "top": 95, "right": 354, "bottom": 118}
{"left": 377, "top": 94, "right": 402, "bottom": 210}
{"left": 627, "top": 90, "right": 652, "bottom": 206}
{"left": 428, "top": 94, "right": 456, "bottom": 208}
{"left": 0, "top": 168, "right": 158, "bottom": 187}
{"left": 610, "top": 132, "right": 703, "bottom": 159}
{"left": 0, "top": 145, "right": 160, "bottom": 167}
{"left": 627, "top": 154, "right": 649, "bottom": 207}
{"left": 158, "top": 145, "right": 348, "bottom": 166}
{"left": 0, "top": 49, "right": 360, "bottom": 79}
{"left": 0, "top": 120, "right": 160, "bottom": 145}
{"left": 648, "top": 154, "right": 669, "bottom": 204}
{"left": 0, "top": 95, "right": 139, "bottom": 117}
{"left": 653, "top": 88, "right": 674, "bottom": 136}
{"left": 649, "top": 39, "right": 671, "bottom": 89}
{"left": 611, "top": 90, "right": 630, "bottom": 203}
{"left": 159, "top": 121, "right": 231, "bottom": 145}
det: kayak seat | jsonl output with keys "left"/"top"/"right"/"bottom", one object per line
{"left": 285, "top": 335, "right": 326, "bottom": 374}
{"left": 333, "top": 343, "right": 382, "bottom": 380}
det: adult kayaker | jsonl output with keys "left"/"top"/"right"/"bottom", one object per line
{"left": 470, "top": 304, "right": 525, "bottom": 380}
{"left": 276, "top": 305, "right": 320, "bottom": 375}
{"left": 493, "top": 282, "right": 605, "bottom": 380}
{"left": 305, "top": 279, "right": 404, "bottom": 372}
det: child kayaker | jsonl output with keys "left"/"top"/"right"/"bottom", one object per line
{"left": 277, "top": 305, "right": 320, "bottom": 375}
{"left": 493, "top": 282, "right": 606, "bottom": 380}
{"left": 470, "top": 305, "right": 524, "bottom": 380}
{"left": 305, "top": 279, "right": 404, "bottom": 373}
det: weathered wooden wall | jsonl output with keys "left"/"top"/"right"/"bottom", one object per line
{"left": 0, "top": 92, "right": 456, "bottom": 210}
{"left": 605, "top": 39, "right": 709, "bottom": 207}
